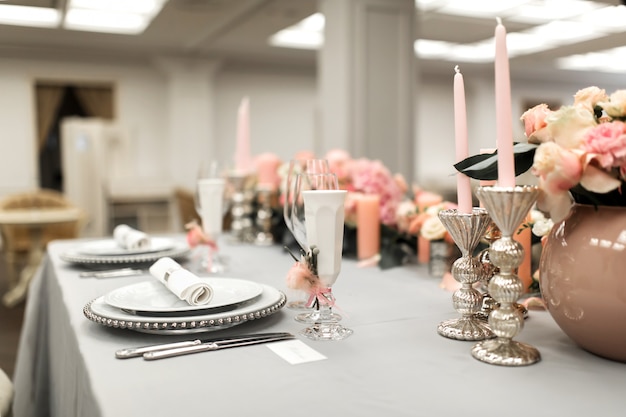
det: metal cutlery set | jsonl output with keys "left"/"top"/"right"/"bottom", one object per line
{"left": 116, "top": 332, "right": 295, "bottom": 361}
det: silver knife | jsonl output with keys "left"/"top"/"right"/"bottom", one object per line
{"left": 115, "top": 332, "right": 294, "bottom": 359}
{"left": 80, "top": 268, "right": 146, "bottom": 278}
{"left": 142, "top": 334, "right": 295, "bottom": 361}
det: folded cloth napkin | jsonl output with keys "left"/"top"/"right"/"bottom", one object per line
{"left": 114, "top": 224, "right": 151, "bottom": 250}
{"left": 149, "top": 257, "right": 213, "bottom": 306}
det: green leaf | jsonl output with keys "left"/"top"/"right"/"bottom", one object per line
{"left": 453, "top": 143, "right": 538, "bottom": 181}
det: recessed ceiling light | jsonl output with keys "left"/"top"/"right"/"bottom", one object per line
{"left": 0, "top": 5, "right": 60, "bottom": 28}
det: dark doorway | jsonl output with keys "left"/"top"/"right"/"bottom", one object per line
{"left": 38, "top": 86, "right": 89, "bottom": 191}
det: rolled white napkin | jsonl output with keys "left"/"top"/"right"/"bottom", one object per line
{"left": 149, "top": 257, "right": 213, "bottom": 306}
{"left": 114, "top": 224, "right": 151, "bottom": 250}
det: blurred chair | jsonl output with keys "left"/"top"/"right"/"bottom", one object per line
{"left": 173, "top": 187, "right": 200, "bottom": 229}
{"left": 0, "top": 367, "right": 13, "bottom": 417}
{"left": 0, "top": 189, "right": 85, "bottom": 306}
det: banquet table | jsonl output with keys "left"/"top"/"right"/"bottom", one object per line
{"left": 12, "top": 236, "right": 626, "bottom": 417}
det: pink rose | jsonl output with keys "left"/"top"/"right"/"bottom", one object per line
{"left": 573, "top": 86, "right": 608, "bottom": 112}
{"left": 325, "top": 149, "right": 352, "bottom": 182}
{"left": 532, "top": 142, "right": 582, "bottom": 195}
{"left": 415, "top": 191, "right": 443, "bottom": 212}
{"left": 293, "top": 150, "right": 316, "bottom": 161}
{"left": 520, "top": 104, "right": 553, "bottom": 143}
{"left": 583, "top": 121, "right": 626, "bottom": 170}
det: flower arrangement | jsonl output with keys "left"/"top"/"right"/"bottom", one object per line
{"left": 521, "top": 86, "right": 626, "bottom": 221}
{"left": 457, "top": 86, "right": 626, "bottom": 223}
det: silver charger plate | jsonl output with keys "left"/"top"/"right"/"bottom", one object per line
{"left": 75, "top": 237, "right": 176, "bottom": 256}
{"left": 104, "top": 278, "right": 264, "bottom": 314}
{"left": 83, "top": 284, "right": 286, "bottom": 335}
{"left": 61, "top": 241, "right": 190, "bottom": 265}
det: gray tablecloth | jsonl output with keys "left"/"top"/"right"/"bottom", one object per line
{"left": 13, "top": 238, "right": 626, "bottom": 417}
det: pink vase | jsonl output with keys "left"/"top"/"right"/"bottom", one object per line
{"left": 540, "top": 204, "right": 626, "bottom": 362}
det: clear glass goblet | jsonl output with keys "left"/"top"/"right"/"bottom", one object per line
{"left": 283, "top": 159, "right": 330, "bottom": 309}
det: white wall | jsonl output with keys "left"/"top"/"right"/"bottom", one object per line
{"left": 0, "top": 54, "right": 623, "bottom": 201}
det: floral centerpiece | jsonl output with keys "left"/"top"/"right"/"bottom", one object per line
{"left": 457, "top": 86, "right": 626, "bottom": 221}
{"left": 457, "top": 87, "right": 626, "bottom": 362}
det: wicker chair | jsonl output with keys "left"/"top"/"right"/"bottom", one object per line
{"left": 0, "top": 189, "right": 85, "bottom": 290}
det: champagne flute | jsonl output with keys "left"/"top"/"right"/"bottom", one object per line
{"left": 195, "top": 161, "right": 228, "bottom": 274}
{"left": 283, "top": 159, "right": 330, "bottom": 309}
{"left": 292, "top": 173, "right": 345, "bottom": 328}
{"left": 295, "top": 172, "right": 352, "bottom": 340}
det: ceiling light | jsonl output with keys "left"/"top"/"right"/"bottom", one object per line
{"left": 414, "top": 39, "right": 453, "bottom": 59}
{"left": 269, "top": 13, "right": 325, "bottom": 50}
{"left": 69, "top": 0, "right": 164, "bottom": 15}
{"left": 526, "top": 20, "right": 604, "bottom": 44}
{"left": 64, "top": 9, "right": 149, "bottom": 34}
{"left": 63, "top": 0, "right": 167, "bottom": 34}
{"left": 507, "top": 0, "right": 601, "bottom": 24}
{"left": 436, "top": 0, "right": 529, "bottom": 18}
{"left": 0, "top": 5, "right": 60, "bottom": 28}
{"left": 577, "top": 5, "right": 626, "bottom": 33}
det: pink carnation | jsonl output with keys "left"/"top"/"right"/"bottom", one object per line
{"left": 348, "top": 159, "right": 403, "bottom": 226}
{"left": 583, "top": 121, "right": 626, "bottom": 170}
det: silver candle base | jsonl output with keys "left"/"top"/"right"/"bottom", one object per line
{"left": 227, "top": 173, "right": 255, "bottom": 243}
{"left": 254, "top": 188, "right": 274, "bottom": 246}
{"left": 472, "top": 185, "right": 540, "bottom": 366}
{"left": 437, "top": 208, "right": 494, "bottom": 341}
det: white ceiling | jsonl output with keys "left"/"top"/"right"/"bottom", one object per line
{"left": 0, "top": 0, "right": 624, "bottom": 83}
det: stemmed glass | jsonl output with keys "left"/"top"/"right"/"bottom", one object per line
{"left": 283, "top": 159, "right": 330, "bottom": 309}
{"left": 194, "top": 161, "right": 228, "bottom": 274}
{"left": 292, "top": 172, "right": 352, "bottom": 340}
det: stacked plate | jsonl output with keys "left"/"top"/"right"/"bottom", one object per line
{"left": 83, "top": 277, "right": 287, "bottom": 334}
{"left": 61, "top": 237, "right": 191, "bottom": 266}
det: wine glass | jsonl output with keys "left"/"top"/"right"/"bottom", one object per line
{"left": 283, "top": 159, "right": 330, "bottom": 309}
{"left": 195, "top": 161, "right": 228, "bottom": 274}
{"left": 294, "top": 172, "right": 351, "bottom": 340}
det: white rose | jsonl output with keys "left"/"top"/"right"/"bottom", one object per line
{"left": 529, "top": 209, "right": 545, "bottom": 224}
{"left": 532, "top": 218, "right": 554, "bottom": 237}
{"left": 420, "top": 216, "right": 447, "bottom": 241}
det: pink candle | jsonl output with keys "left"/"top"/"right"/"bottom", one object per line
{"left": 494, "top": 18, "right": 515, "bottom": 187}
{"left": 356, "top": 194, "right": 380, "bottom": 260}
{"left": 453, "top": 66, "right": 472, "bottom": 214}
{"left": 255, "top": 152, "right": 282, "bottom": 190}
{"left": 234, "top": 97, "right": 252, "bottom": 174}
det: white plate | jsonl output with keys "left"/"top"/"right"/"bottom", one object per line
{"left": 83, "top": 284, "right": 286, "bottom": 335}
{"left": 104, "top": 278, "right": 264, "bottom": 314}
{"left": 76, "top": 237, "right": 175, "bottom": 256}
{"left": 60, "top": 241, "right": 190, "bottom": 265}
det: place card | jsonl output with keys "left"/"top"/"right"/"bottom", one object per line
{"left": 266, "top": 340, "right": 327, "bottom": 365}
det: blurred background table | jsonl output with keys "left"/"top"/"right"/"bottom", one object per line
{"left": 0, "top": 206, "right": 83, "bottom": 307}
{"left": 12, "top": 237, "right": 626, "bottom": 417}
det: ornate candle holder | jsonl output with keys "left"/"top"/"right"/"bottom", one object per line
{"left": 472, "top": 185, "right": 540, "bottom": 366}
{"left": 476, "top": 222, "right": 529, "bottom": 322}
{"left": 254, "top": 187, "right": 274, "bottom": 246}
{"left": 227, "top": 173, "right": 254, "bottom": 243}
{"left": 437, "top": 208, "right": 494, "bottom": 341}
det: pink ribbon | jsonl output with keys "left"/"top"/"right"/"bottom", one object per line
{"left": 306, "top": 287, "right": 336, "bottom": 309}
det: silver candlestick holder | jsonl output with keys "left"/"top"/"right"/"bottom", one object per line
{"left": 254, "top": 187, "right": 274, "bottom": 246}
{"left": 227, "top": 173, "right": 255, "bottom": 243}
{"left": 437, "top": 207, "right": 494, "bottom": 341}
{"left": 472, "top": 185, "right": 540, "bottom": 366}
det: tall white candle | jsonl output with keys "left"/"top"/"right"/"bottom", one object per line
{"left": 234, "top": 97, "right": 252, "bottom": 174}
{"left": 454, "top": 66, "right": 472, "bottom": 214}
{"left": 494, "top": 18, "right": 515, "bottom": 187}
